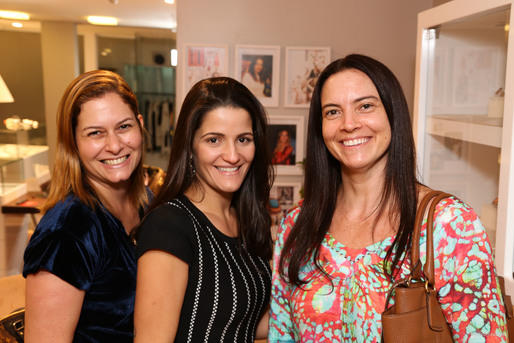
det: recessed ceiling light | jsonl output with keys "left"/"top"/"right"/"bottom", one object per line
{"left": 87, "top": 16, "right": 118, "bottom": 26}
{"left": 164, "top": 0, "right": 174, "bottom": 4}
{"left": 0, "top": 10, "right": 30, "bottom": 20}
{"left": 11, "top": 22, "right": 23, "bottom": 28}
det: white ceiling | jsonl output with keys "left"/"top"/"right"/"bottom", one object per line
{"left": 0, "top": 0, "right": 176, "bottom": 31}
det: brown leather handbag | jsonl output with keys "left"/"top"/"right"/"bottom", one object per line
{"left": 381, "top": 190, "right": 453, "bottom": 342}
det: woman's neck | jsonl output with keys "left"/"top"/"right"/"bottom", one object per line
{"left": 339, "top": 170, "right": 386, "bottom": 219}
{"left": 92, "top": 182, "right": 139, "bottom": 234}
{"left": 184, "top": 186, "right": 238, "bottom": 237}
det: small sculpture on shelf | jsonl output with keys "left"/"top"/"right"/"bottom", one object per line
{"left": 488, "top": 87, "right": 504, "bottom": 118}
{"left": 3, "top": 116, "right": 39, "bottom": 131}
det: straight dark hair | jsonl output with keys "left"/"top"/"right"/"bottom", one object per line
{"left": 139, "top": 77, "right": 275, "bottom": 260}
{"left": 279, "top": 54, "right": 419, "bottom": 285}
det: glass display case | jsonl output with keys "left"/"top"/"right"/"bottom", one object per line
{"left": 0, "top": 138, "right": 49, "bottom": 276}
{"left": 0, "top": 143, "right": 49, "bottom": 196}
{"left": 413, "top": 0, "right": 514, "bottom": 294}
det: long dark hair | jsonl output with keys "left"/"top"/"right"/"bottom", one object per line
{"left": 142, "top": 77, "right": 274, "bottom": 260}
{"left": 279, "top": 54, "right": 419, "bottom": 285}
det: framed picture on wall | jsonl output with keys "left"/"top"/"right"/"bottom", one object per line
{"left": 267, "top": 115, "right": 304, "bottom": 175}
{"left": 183, "top": 44, "right": 228, "bottom": 95}
{"left": 284, "top": 46, "right": 331, "bottom": 107}
{"left": 235, "top": 45, "right": 280, "bottom": 107}
{"left": 269, "top": 181, "right": 302, "bottom": 233}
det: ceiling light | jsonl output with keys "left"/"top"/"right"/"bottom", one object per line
{"left": 87, "top": 16, "right": 118, "bottom": 26}
{"left": 11, "top": 22, "right": 23, "bottom": 28}
{"left": 171, "top": 49, "right": 177, "bottom": 66}
{"left": 0, "top": 10, "right": 30, "bottom": 20}
{"left": 164, "top": 0, "right": 174, "bottom": 4}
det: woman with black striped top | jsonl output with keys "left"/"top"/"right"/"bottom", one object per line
{"left": 134, "top": 77, "right": 274, "bottom": 342}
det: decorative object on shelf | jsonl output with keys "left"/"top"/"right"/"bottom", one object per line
{"left": 488, "top": 87, "right": 505, "bottom": 118}
{"left": 284, "top": 46, "right": 331, "bottom": 108}
{"left": 0, "top": 75, "right": 14, "bottom": 103}
{"left": 3, "top": 116, "right": 39, "bottom": 131}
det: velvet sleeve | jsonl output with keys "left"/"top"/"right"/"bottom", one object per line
{"left": 136, "top": 202, "right": 195, "bottom": 265}
{"left": 23, "top": 199, "right": 104, "bottom": 290}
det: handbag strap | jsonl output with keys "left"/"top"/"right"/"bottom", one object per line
{"left": 411, "top": 190, "right": 452, "bottom": 288}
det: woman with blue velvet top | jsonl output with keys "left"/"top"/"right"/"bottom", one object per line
{"left": 23, "top": 70, "right": 151, "bottom": 342}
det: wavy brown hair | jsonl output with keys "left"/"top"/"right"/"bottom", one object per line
{"left": 43, "top": 69, "right": 147, "bottom": 213}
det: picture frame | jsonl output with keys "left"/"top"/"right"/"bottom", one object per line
{"left": 269, "top": 181, "right": 302, "bottom": 230}
{"left": 183, "top": 44, "right": 228, "bottom": 95}
{"left": 284, "top": 46, "right": 331, "bottom": 108}
{"left": 267, "top": 115, "right": 304, "bottom": 175}
{"left": 235, "top": 45, "right": 280, "bottom": 107}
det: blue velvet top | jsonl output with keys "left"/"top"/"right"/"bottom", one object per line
{"left": 23, "top": 193, "right": 139, "bottom": 342}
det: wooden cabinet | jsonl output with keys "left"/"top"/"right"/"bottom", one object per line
{"left": 413, "top": 0, "right": 514, "bottom": 294}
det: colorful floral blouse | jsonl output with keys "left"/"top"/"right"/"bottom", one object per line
{"left": 268, "top": 197, "right": 508, "bottom": 342}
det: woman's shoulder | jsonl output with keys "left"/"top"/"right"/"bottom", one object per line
{"left": 135, "top": 196, "right": 199, "bottom": 260}
{"left": 138, "top": 196, "right": 196, "bottom": 236}
{"left": 436, "top": 194, "right": 478, "bottom": 222}
{"left": 27, "top": 195, "right": 107, "bottom": 255}
{"left": 41, "top": 194, "right": 98, "bottom": 226}
{"left": 429, "top": 193, "right": 486, "bottom": 244}
{"left": 144, "top": 196, "right": 193, "bottom": 222}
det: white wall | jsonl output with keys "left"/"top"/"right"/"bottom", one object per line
{"left": 176, "top": 0, "right": 434, "bottom": 186}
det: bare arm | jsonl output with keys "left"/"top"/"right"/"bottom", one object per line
{"left": 134, "top": 250, "right": 188, "bottom": 343}
{"left": 254, "top": 307, "right": 269, "bottom": 340}
{"left": 25, "top": 270, "right": 85, "bottom": 343}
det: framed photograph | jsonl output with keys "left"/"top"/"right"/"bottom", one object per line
{"left": 269, "top": 181, "right": 302, "bottom": 230}
{"left": 235, "top": 45, "right": 280, "bottom": 107}
{"left": 183, "top": 44, "right": 228, "bottom": 95}
{"left": 267, "top": 115, "right": 304, "bottom": 175}
{"left": 284, "top": 46, "right": 331, "bottom": 107}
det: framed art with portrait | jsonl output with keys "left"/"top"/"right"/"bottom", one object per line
{"left": 284, "top": 46, "right": 331, "bottom": 108}
{"left": 267, "top": 115, "right": 304, "bottom": 175}
{"left": 235, "top": 45, "right": 280, "bottom": 107}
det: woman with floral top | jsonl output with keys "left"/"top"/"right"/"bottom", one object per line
{"left": 268, "top": 54, "right": 508, "bottom": 342}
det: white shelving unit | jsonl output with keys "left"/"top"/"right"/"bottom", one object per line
{"left": 413, "top": 0, "right": 514, "bottom": 295}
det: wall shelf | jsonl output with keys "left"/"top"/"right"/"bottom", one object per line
{"left": 427, "top": 115, "right": 503, "bottom": 148}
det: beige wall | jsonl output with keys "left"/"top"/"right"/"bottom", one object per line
{"left": 176, "top": 0, "right": 434, "bottom": 115}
